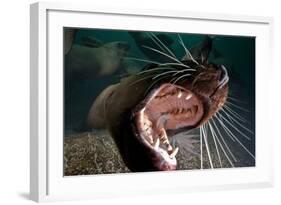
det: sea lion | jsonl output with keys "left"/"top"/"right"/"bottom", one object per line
{"left": 65, "top": 38, "right": 130, "bottom": 81}
{"left": 87, "top": 36, "right": 229, "bottom": 172}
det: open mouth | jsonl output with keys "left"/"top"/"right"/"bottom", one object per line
{"left": 133, "top": 83, "right": 204, "bottom": 171}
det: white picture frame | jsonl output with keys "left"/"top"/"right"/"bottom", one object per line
{"left": 30, "top": 2, "right": 274, "bottom": 202}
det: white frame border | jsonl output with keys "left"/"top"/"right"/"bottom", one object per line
{"left": 30, "top": 2, "right": 274, "bottom": 202}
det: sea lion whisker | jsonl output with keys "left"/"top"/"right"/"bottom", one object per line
{"left": 172, "top": 72, "right": 181, "bottom": 76}
{"left": 159, "top": 62, "right": 191, "bottom": 68}
{"left": 201, "top": 124, "right": 214, "bottom": 169}
{"left": 177, "top": 34, "right": 199, "bottom": 65}
{"left": 149, "top": 32, "right": 178, "bottom": 59}
{"left": 129, "top": 74, "right": 155, "bottom": 86}
{"left": 172, "top": 73, "right": 192, "bottom": 85}
{"left": 199, "top": 126, "right": 203, "bottom": 169}
{"left": 143, "top": 75, "right": 171, "bottom": 97}
{"left": 142, "top": 45, "right": 189, "bottom": 68}
{"left": 214, "top": 113, "right": 236, "bottom": 142}
{"left": 137, "top": 68, "right": 174, "bottom": 76}
{"left": 170, "top": 68, "right": 194, "bottom": 77}
{"left": 152, "top": 67, "right": 195, "bottom": 79}
{"left": 165, "top": 68, "right": 196, "bottom": 77}
{"left": 223, "top": 105, "right": 248, "bottom": 123}
{"left": 207, "top": 121, "right": 223, "bottom": 168}
{"left": 213, "top": 115, "right": 255, "bottom": 160}
{"left": 168, "top": 69, "right": 192, "bottom": 76}
{"left": 180, "top": 68, "right": 197, "bottom": 72}
{"left": 219, "top": 107, "right": 236, "bottom": 124}
{"left": 216, "top": 112, "right": 252, "bottom": 140}
{"left": 221, "top": 108, "right": 253, "bottom": 135}
{"left": 124, "top": 57, "right": 191, "bottom": 75}
{"left": 211, "top": 117, "right": 237, "bottom": 162}
{"left": 146, "top": 32, "right": 170, "bottom": 56}
{"left": 152, "top": 70, "right": 182, "bottom": 79}
{"left": 227, "top": 96, "right": 248, "bottom": 104}
{"left": 137, "top": 67, "right": 175, "bottom": 75}
{"left": 226, "top": 101, "right": 250, "bottom": 113}
{"left": 209, "top": 119, "right": 235, "bottom": 167}
{"left": 169, "top": 76, "right": 178, "bottom": 83}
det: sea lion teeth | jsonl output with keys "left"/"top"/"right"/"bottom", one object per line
{"left": 144, "top": 120, "right": 152, "bottom": 130}
{"left": 160, "top": 128, "right": 168, "bottom": 139}
{"left": 144, "top": 119, "right": 152, "bottom": 127}
{"left": 160, "top": 135, "right": 165, "bottom": 140}
{"left": 179, "top": 108, "right": 183, "bottom": 113}
{"left": 154, "top": 138, "right": 160, "bottom": 149}
{"left": 163, "top": 139, "right": 169, "bottom": 145}
{"left": 146, "top": 135, "right": 153, "bottom": 144}
{"left": 145, "top": 128, "right": 152, "bottom": 136}
{"left": 177, "top": 90, "right": 182, "bottom": 98}
{"left": 185, "top": 94, "right": 192, "bottom": 100}
{"left": 170, "top": 147, "right": 179, "bottom": 158}
{"left": 167, "top": 145, "right": 173, "bottom": 152}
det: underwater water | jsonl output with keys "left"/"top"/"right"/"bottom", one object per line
{"left": 63, "top": 28, "right": 255, "bottom": 175}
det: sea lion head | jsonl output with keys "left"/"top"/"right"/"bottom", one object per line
{"left": 128, "top": 60, "right": 229, "bottom": 171}
{"left": 97, "top": 41, "right": 130, "bottom": 76}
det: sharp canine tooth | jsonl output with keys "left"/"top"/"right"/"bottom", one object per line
{"left": 154, "top": 138, "right": 160, "bottom": 149}
{"left": 163, "top": 139, "right": 169, "bottom": 144}
{"left": 161, "top": 128, "right": 168, "bottom": 139}
{"left": 185, "top": 94, "right": 192, "bottom": 100}
{"left": 170, "top": 147, "right": 179, "bottom": 158}
{"left": 177, "top": 90, "right": 182, "bottom": 98}
{"left": 167, "top": 145, "right": 173, "bottom": 152}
